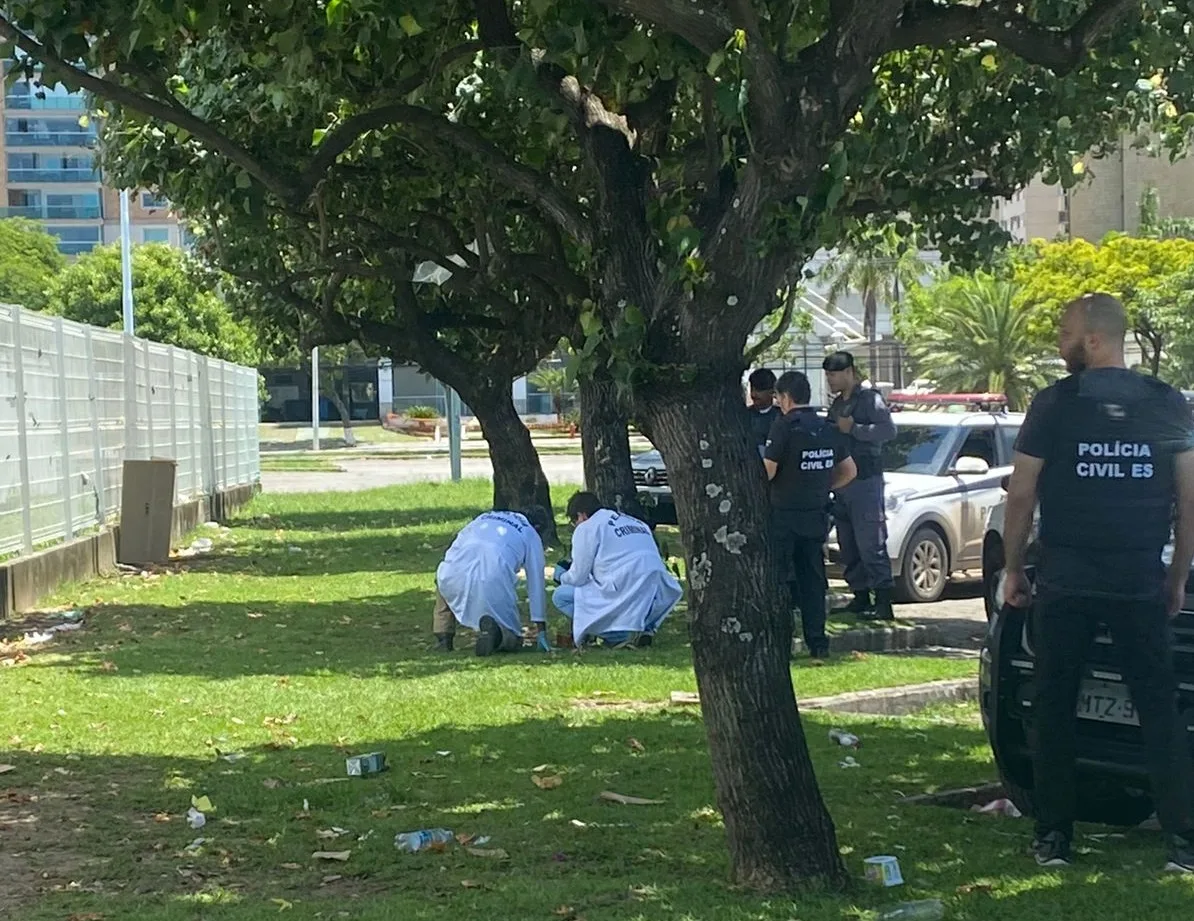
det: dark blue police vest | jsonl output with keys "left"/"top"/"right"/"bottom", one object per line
{"left": 1039, "top": 375, "right": 1176, "bottom": 554}
{"left": 772, "top": 410, "right": 838, "bottom": 512}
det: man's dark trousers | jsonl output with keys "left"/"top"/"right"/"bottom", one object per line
{"left": 1031, "top": 589, "right": 1194, "bottom": 839}
{"left": 772, "top": 516, "right": 829, "bottom": 655}
{"left": 833, "top": 475, "right": 893, "bottom": 591}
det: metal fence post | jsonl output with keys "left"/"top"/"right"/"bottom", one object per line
{"left": 198, "top": 355, "right": 215, "bottom": 495}
{"left": 188, "top": 353, "right": 200, "bottom": 498}
{"left": 83, "top": 326, "right": 107, "bottom": 524}
{"left": 167, "top": 345, "right": 179, "bottom": 469}
{"left": 218, "top": 361, "right": 229, "bottom": 491}
{"left": 12, "top": 307, "right": 34, "bottom": 553}
{"left": 143, "top": 339, "right": 155, "bottom": 458}
{"left": 54, "top": 317, "right": 74, "bottom": 539}
{"left": 122, "top": 333, "right": 138, "bottom": 462}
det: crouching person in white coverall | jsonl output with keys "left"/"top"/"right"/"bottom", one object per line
{"left": 432, "top": 505, "right": 552, "bottom": 657}
{"left": 552, "top": 492, "right": 682, "bottom": 648}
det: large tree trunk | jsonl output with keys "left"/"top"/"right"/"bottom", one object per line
{"left": 321, "top": 374, "right": 358, "bottom": 447}
{"left": 579, "top": 373, "right": 647, "bottom": 521}
{"left": 463, "top": 381, "right": 557, "bottom": 539}
{"left": 636, "top": 372, "right": 848, "bottom": 891}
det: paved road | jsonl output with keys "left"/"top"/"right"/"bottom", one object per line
{"left": 261, "top": 454, "right": 586, "bottom": 494}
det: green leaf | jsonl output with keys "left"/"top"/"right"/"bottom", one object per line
{"left": 573, "top": 23, "right": 588, "bottom": 55}
{"left": 980, "top": 53, "right": 996, "bottom": 71}
{"left": 326, "top": 0, "right": 345, "bottom": 25}
{"left": 235, "top": 171, "right": 252, "bottom": 190}
{"left": 580, "top": 310, "right": 602, "bottom": 337}
{"left": 312, "top": 128, "right": 328, "bottom": 146}
{"left": 399, "top": 14, "right": 423, "bottom": 36}
{"left": 619, "top": 30, "right": 651, "bottom": 65}
{"left": 706, "top": 51, "right": 725, "bottom": 76}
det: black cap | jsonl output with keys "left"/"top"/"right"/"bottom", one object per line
{"left": 822, "top": 351, "right": 855, "bottom": 373}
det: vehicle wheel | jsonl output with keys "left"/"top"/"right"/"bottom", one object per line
{"left": 895, "top": 526, "right": 949, "bottom": 603}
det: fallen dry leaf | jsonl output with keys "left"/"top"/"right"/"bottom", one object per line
{"left": 456, "top": 832, "right": 479, "bottom": 846}
{"left": 152, "top": 812, "right": 171, "bottom": 823}
{"left": 466, "top": 847, "right": 509, "bottom": 860}
{"left": 271, "top": 898, "right": 293, "bottom": 912}
{"left": 599, "top": 791, "right": 664, "bottom": 806}
{"left": 531, "top": 763, "right": 551, "bottom": 773}
{"left": 461, "top": 879, "right": 486, "bottom": 889}
{"left": 957, "top": 882, "right": 996, "bottom": 895}
{"left": 311, "top": 850, "right": 351, "bottom": 861}
{"left": 532, "top": 774, "right": 564, "bottom": 790}
{"left": 262, "top": 778, "right": 282, "bottom": 789}
{"left": 321, "top": 874, "right": 343, "bottom": 885}
{"left": 627, "top": 738, "right": 646, "bottom": 753}
{"left": 280, "top": 862, "right": 302, "bottom": 870}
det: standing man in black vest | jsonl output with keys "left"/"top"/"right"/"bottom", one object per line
{"left": 824, "top": 351, "right": 897, "bottom": 620}
{"left": 747, "top": 368, "right": 780, "bottom": 454}
{"left": 1002, "top": 293, "right": 1194, "bottom": 872}
{"left": 764, "top": 371, "right": 857, "bottom": 659}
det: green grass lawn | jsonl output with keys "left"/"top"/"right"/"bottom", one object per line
{"left": 0, "top": 481, "right": 1186, "bottom": 919}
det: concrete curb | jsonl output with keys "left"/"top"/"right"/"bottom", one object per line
{"left": 793, "top": 622, "right": 943, "bottom": 656}
{"left": 799, "top": 677, "right": 979, "bottom": 716}
{"left": 670, "top": 677, "right": 980, "bottom": 716}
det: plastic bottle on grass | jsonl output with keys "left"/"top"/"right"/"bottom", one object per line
{"left": 395, "top": 828, "right": 454, "bottom": 852}
{"left": 875, "top": 899, "right": 945, "bottom": 921}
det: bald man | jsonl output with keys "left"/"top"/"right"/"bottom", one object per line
{"left": 1002, "top": 293, "right": 1194, "bottom": 872}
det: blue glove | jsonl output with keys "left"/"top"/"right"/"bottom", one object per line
{"left": 536, "top": 631, "right": 554, "bottom": 652}
{"left": 552, "top": 564, "right": 565, "bottom": 585}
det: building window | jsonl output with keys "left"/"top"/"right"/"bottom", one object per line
{"left": 47, "top": 224, "right": 102, "bottom": 256}
{"left": 141, "top": 227, "right": 171, "bottom": 244}
{"left": 140, "top": 191, "right": 169, "bottom": 210}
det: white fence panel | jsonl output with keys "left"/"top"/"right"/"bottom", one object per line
{"left": 0, "top": 304, "right": 260, "bottom": 557}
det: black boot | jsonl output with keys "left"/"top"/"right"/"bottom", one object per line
{"left": 475, "top": 615, "right": 502, "bottom": 657}
{"left": 434, "top": 633, "right": 454, "bottom": 652}
{"left": 862, "top": 588, "right": 895, "bottom": 621}
{"left": 846, "top": 591, "right": 873, "bottom": 614}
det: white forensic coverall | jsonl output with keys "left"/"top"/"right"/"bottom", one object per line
{"left": 558, "top": 509, "right": 682, "bottom": 645}
{"left": 435, "top": 511, "right": 547, "bottom": 635}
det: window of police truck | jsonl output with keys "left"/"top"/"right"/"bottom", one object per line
{"left": 880, "top": 424, "right": 953, "bottom": 475}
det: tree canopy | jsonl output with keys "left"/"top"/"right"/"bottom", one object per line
{"left": 8, "top": 0, "right": 1194, "bottom": 893}
{"left": 0, "top": 217, "right": 65, "bottom": 311}
{"left": 45, "top": 243, "right": 260, "bottom": 366}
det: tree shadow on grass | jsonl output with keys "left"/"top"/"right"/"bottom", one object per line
{"left": 0, "top": 714, "right": 1179, "bottom": 921}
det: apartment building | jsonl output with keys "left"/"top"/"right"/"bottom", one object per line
{"left": 0, "top": 73, "right": 186, "bottom": 256}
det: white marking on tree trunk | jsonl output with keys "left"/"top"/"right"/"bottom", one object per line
{"left": 720, "top": 616, "right": 742, "bottom": 634}
{"left": 701, "top": 459, "right": 713, "bottom": 469}
{"left": 705, "top": 483, "right": 724, "bottom": 498}
{"left": 717, "top": 529, "right": 747, "bottom": 554}
{"left": 733, "top": 197, "right": 741, "bottom": 208}
{"left": 738, "top": 632, "right": 754, "bottom": 643}
{"left": 699, "top": 439, "right": 710, "bottom": 450}
{"left": 689, "top": 552, "right": 712, "bottom": 592}
{"left": 726, "top": 295, "right": 738, "bottom": 306}
{"left": 718, "top": 499, "right": 732, "bottom": 514}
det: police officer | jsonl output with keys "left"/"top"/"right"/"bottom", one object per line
{"left": 747, "top": 368, "right": 780, "bottom": 452}
{"left": 1002, "top": 293, "right": 1194, "bottom": 871}
{"left": 824, "top": 351, "right": 897, "bottom": 620}
{"left": 764, "top": 371, "right": 857, "bottom": 659}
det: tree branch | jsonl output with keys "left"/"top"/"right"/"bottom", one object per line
{"left": 588, "top": 0, "right": 733, "bottom": 55}
{"left": 0, "top": 15, "right": 300, "bottom": 205}
{"left": 888, "top": 0, "right": 1141, "bottom": 73}
{"left": 724, "top": 0, "right": 789, "bottom": 135}
{"left": 299, "top": 40, "right": 483, "bottom": 190}
{"left": 745, "top": 290, "right": 797, "bottom": 364}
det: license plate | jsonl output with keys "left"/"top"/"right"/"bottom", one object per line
{"left": 1076, "top": 680, "right": 1139, "bottom": 726}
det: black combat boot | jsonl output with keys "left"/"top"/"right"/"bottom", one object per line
{"left": 846, "top": 591, "right": 873, "bottom": 614}
{"left": 434, "top": 633, "right": 454, "bottom": 652}
{"left": 862, "top": 588, "right": 895, "bottom": 621}
{"left": 475, "top": 615, "right": 502, "bottom": 657}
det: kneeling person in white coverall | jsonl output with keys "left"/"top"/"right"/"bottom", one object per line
{"left": 552, "top": 492, "right": 682, "bottom": 648}
{"left": 433, "top": 506, "right": 552, "bottom": 657}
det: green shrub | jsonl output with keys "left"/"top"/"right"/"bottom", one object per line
{"left": 406, "top": 405, "right": 439, "bottom": 419}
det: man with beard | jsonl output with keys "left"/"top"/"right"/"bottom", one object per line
{"left": 1002, "top": 293, "right": 1194, "bottom": 872}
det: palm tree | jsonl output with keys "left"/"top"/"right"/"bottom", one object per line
{"left": 528, "top": 366, "right": 575, "bottom": 423}
{"left": 906, "top": 275, "right": 1056, "bottom": 411}
{"left": 819, "top": 224, "right": 926, "bottom": 377}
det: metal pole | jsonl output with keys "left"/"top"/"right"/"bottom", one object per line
{"left": 54, "top": 317, "right": 74, "bottom": 539}
{"left": 120, "top": 189, "right": 134, "bottom": 335}
{"left": 447, "top": 387, "right": 462, "bottom": 482}
{"left": 12, "top": 307, "right": 35, "bottom": 553}
{"left": 311, "top": 346, "right": 321, "bottom": 451}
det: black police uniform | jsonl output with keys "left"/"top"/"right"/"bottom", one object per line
{"left": 764, "top": 407, "right": 850, "bottom": 656}
{"left": 1016, "top": 367, "right": 1194, "bottom": 845}
{"left": 750, "top": 404, "right": 780, "bottom": 454}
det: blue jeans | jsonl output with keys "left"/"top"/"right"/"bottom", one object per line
{"left": 552, "top": 584, "right": 670, "bottom": 644}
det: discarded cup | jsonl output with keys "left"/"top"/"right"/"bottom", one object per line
{"left": 829, "top": 729, "right": 861, "bottom": 748}
{"left": 186, "top": 807, "right": 206, "bottom": 829}
{"left": 875, "top": 899, "right": 944, "bottom": 921}
{"left": 864, "top": 855, "right": 904, "bottom": 887}
{"left": 395, "top": 828, "right": 454, "bottom": 853}
{"left": 346, "top": 752, "right": 387, "bottom": 777}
